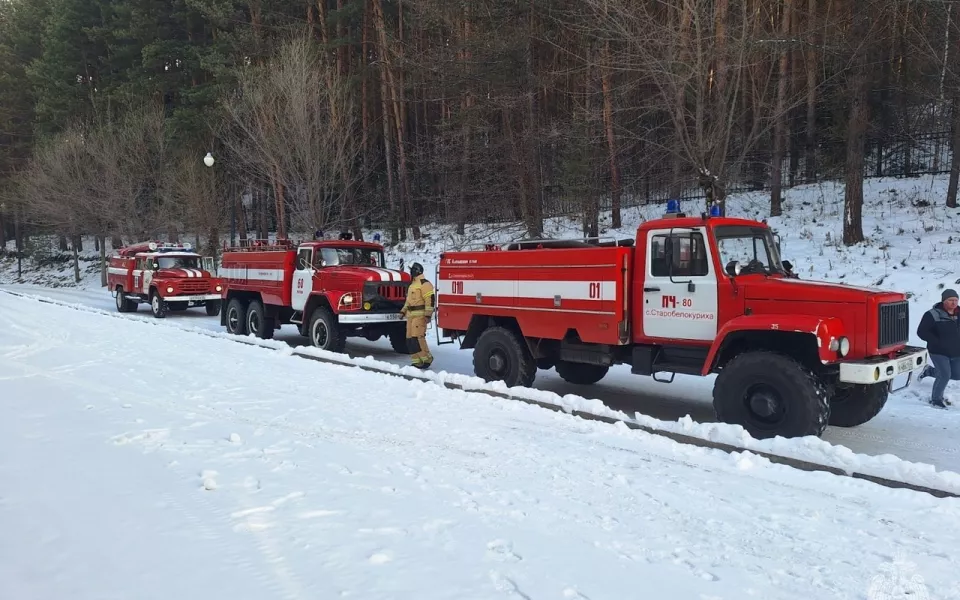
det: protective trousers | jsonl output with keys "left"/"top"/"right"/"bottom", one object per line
{"left": 406, "top": 315, "right": 432, "bottom": 366}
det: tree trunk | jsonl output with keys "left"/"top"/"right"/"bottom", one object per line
{"left": 804, "top": 0, "right": 818, "bottom": 183}
{"left": 770, "top": 0, "right": 793, "bottom": 217}
{"left": 272, "top": 166, "right": 287, "bottom": 240}
{"left": 372, "top": 0, "right": 400, "bottom": 243}
{"left": 111, "top": 235, "right": 123, "bottom": 250}
{"left": 258, "top": 189, "right": 268, "bottom": 240}
{"left": 59, "top": 235, "right": 68, "bottom": 252}
{"left": 73, "top": 241, "right": 81, "bottom": 284}
{"left": 360, "top": 0, "right": 374, "bottom": 232}
{"left": 72, "top": 234, "right": 83, "bottom": 252}
{"left": 523, "top": 0, "right": 543, "bottom": 239}
{"left": 0, "top": 212, "right": 5, "bottom": 249}
{"left": 843, "top": 10, "right": 870, "bottom": 246}
{"left": 947, "top": 96, "right": 960, "bottom": 208}
{"left": 99, "top": 235, "right": 107, "bottom": 287}
{"left": 600, "top": 41, "right": 621, "bottom": 229}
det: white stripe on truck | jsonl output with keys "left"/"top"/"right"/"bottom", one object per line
{"left": 220, "top": 267, "right": 286, "bottom": 282}
{"left": 438, "top": 279, "right": 616, "bottom": 301}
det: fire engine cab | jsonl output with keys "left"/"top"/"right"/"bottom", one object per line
{"left": 218, "top": 235, "right": 411, "bottom": 353}
{"left": 107, "top": 241, "right": 223, "bottom": 318}
{"left": 436, "top": 201, "right": 929, "bottom": 440}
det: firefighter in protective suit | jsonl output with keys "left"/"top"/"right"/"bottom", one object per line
{"left": 400, "top": 262, "right": 435, "bottom": 369}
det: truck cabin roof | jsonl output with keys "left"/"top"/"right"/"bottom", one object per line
{"left": 301, "top": 240, "right": 385, "bottom": 251}
{"left": 638, "top": 215, "right": 769, "bottom": 232}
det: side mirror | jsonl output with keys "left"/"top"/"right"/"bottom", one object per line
{"left": 725, "top": 260, "right": 742, "bottom": 277}
{"left": 398, "top": 258, "right": 405, "bottom": 272}
{"left": 782, "top": 260, "right": 794, "bottom": 271}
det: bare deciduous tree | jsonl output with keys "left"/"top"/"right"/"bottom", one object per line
{"left": 223, "top": 33, "right": 362, "bottom": 239}
{"left": 18, "top": 105, "right": 171, "bottom": 283}
{"left": 578, "top": 0, "right": 808, "bottom": 213}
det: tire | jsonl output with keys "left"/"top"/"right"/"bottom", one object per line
{"left": 473, "top": 326, "right": 536, "bottom": 388}
{"left": 246, "top": 300, "right": 274, "bottom": 340}
{"left": 150, "top": 291, "right": 166, "bottom": 319}
{"left": 712, "top": 351, "right": 829, "bottom": 440}
{"left": 555, "top": 361, "right": 609, "bottom": 385}
{"left": 389, "top": 326, "right": 408, "bottom": 354}
{"left": 308, "top": 307, "right": 345, "bottom": 352}
{"left": 115, "top": 286, "right": 136, "bottom": 313}
{"left": 828, "top": 383, "right": 889, "bottom": 427}
{"left": 225, "top": 298, "right": 247, "bottom": 335}
{"left": 205, "top": 300, "right": 221, "bottom": 317}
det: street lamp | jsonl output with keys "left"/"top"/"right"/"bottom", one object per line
{"left": 202, "top": 152, "right": 232, "bottom": 246}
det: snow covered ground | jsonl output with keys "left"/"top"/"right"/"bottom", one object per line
{"left": 3, "top": 290, "right": 960, "bottom": 600}
{"left": 4, "top": 175, "right": 960, "bottom": 475}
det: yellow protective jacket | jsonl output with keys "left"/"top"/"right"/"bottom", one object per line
{"left": 402, "top": 275, "right": 435, "bottom": 318}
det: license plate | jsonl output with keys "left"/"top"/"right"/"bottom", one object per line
{"left": 897, "top": 357, "right": 914, "bottom": 373}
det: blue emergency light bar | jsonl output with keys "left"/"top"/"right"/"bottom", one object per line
{"left": 709, "top": 203, "right": 722, "bottom": 217}
{"left": 666, "top": 199, "right": 681, "bottom": 214}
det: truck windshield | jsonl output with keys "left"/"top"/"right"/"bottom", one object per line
{"left": 319, "top": 247, "right": 385, "bottom": 268}
{"left": 157, "top": 256, "right": 200, "bottom": 269}
{"left": 713, "top": 226, "right": 784, "bottom": 275}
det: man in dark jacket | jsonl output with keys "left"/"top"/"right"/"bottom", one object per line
{"left": 917, "top": 288, "right": 960, "bottom": 408}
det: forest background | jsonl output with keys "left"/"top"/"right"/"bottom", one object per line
{"left": 2, "top": 0, "right": 960, "bottom": 259}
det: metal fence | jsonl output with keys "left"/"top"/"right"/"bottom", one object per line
{"left": 538, "top": 130, "right": 955, "bottom": 219}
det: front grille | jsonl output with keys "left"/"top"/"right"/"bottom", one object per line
{"left": 878, "top": 300, "right": 909, "bottom": 348}
{"left": 178, "top": 280, "right": 210, "bottom": 294}
{"left": 377, "top": 284, "right": 407, "bottom": 301}
{"left": 363, "top": 282, "right": 408, "bottom": 310}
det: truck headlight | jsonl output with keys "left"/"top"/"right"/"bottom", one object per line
{"left": 838, "top": 336, "right": 850, "bottom": 357}
{"left": 342, "top": 294, "right": 354, "bottom": 304}
{"left": 215, "top": 285, "right": 222, "bottom": 292}
{"left": 166, "top": 286, "right": 174, "bottom": 294}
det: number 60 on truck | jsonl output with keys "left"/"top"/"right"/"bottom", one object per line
{"left": 435, "top": 205, "right": 928, "bottom": 440}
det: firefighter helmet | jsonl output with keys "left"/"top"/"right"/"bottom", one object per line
{"left": 410, "top": 262, "right": 424, "bottom": 277}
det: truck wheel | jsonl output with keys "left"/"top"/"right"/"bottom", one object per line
{"left": 555, "top": 361, "right": 609, "bottom": 385}
{"left": 246, "top": 300, "right": 274, "bottom": 340}
{"left": 473, "top": 327, "right": 536, "bottom": 388}
{"left": 712, "top": 351, "right": 829, "bottom": 439}
{"left": 115, "top": 286, "right": 136, "bottom": 313}
{"left": 205, "top": 300, "right": 221, "bottom": 317}
{"left": 308, "top": 307, "right": 345, "bottom": 352}
{"left": 225, "top": 298, "right": 247, "bottom": 335}
{"left": 828, "top": 384, "right": 889, "bottom": 427}
{"left": 150, "top": 291, "right": 167, "bottom": 319}
{"left": 389, "top": 326, "right": 408, "bottom": 354}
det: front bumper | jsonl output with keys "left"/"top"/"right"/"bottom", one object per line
{"left": 164, "top": 294, "right": 222, "bottom": 303}
{"left": 837, "top": 345, "right": 929, "bottom": 385}
{"left": 338, "top": 312, "right": 405, "bottom": 324}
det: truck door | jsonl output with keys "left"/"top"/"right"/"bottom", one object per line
{"left": 640, "top": 227, "right": 718, "bottom": 341}
{"left": 202, "top": 256, "right": 216, "bottom": 274}
{"left": 292, "top": 246, "right": 314, "bottom": 312}
{"left": 140, "top": 258, "right": 155, "bottom": 295}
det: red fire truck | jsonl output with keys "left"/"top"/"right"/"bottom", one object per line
{"left": 107, "top": 241, "right": 223, "bottom": 318}
{"left": 218, "top": 237, "right": 411, "bottom": 352}
{"left": 435, "top": 205, "right": 929, "bottom": 440}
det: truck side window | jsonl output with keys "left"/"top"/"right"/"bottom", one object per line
{"left": 296, "top": 249, "right": 312, "bottom": 270}
{"left": 650, "top": 233, "right": 709, "bottom": 277}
